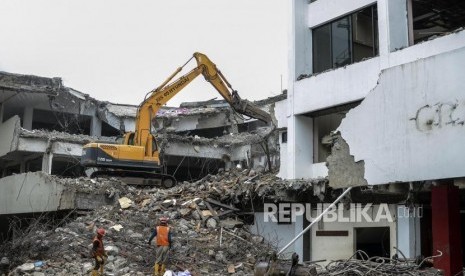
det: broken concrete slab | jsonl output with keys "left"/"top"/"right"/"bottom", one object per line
{"left": 326, "top": 134, "right": 368, "bottom": 188}
{"left": 0, "top": 172, "right": 123, "bottom": 215}
{"left": 0, "top": 71, "right": 62, "bottom": 95}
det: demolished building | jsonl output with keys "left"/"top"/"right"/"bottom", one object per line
{"left": 278, "top": 0, "right": 465, "bottom": 275}
{"left": 0, "top": 71, "right": 284, "bottom": 236}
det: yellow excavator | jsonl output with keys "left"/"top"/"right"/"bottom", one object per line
{"left": 81, "top": 52, "right": 272, "bottom": 188}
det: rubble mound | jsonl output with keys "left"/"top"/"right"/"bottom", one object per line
{"left": 2, "top": 169, "right": 310, "bottom": 275}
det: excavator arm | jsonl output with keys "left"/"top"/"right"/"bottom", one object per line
{"left": 134, "top": 52, "right": 272, "bottom": 149}
{"left": 81, "top": 52, "right": 273, "bottom": 188}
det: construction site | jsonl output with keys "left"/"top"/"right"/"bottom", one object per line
{"left": 2, "top": 0, "right": 465, "bottom": 275}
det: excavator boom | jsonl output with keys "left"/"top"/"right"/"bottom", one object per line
{"left": 81, "top": 52, "right": 273, "bottom": 188}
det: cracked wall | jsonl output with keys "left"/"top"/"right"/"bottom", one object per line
{"left": 326, "top": 134, "right": 368, "bottom": 188}
{"left": 335, "top": 46, "right": 465, "bottom": 185}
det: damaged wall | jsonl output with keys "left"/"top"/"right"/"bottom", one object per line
{"left": 0, "top": 172, "right": 75, "bottom": 214}
{"left": 337, "top": 46, "right": 465, "bottom": 185}
{"left": 327, "top": 135, "right": 368, "bottom": 188}
{"left": 0, "top": 172, "right": 119, "bottom": 215}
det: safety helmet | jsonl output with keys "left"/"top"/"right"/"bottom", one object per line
{"left": 97, "top": 228, "right": 106, "bottom": 236}
{"left": 159, "top": 217, "right": 168, "bottom": 225}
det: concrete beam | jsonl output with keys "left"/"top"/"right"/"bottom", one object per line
{"left": 164, "top": 142, "right": 230, "bottom": 160}
{"left": 0, "top": 172, "right": 115, "bottom": 215}
{"left": 17, "top": 137, "right": 84, "bottom": 157}
{"left": 163, "top": 140, "right": 254, "bottom": 162}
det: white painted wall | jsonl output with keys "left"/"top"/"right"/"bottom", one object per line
{"left": 396, "top": 205, "right": 421, "bottom": 258}
{"left": 293, "top": 57, "right": 380, "bottom": 115}
{"left": 285, "top": 0, "right": 465, "bottom": 182}
{"left": 310, "top": 204, "right": 397, "bottom": 264}
{"left": 287, "top": 115, "right": 313, "bottom": 179}
{"left": 277, "top": 141, "right": 287, "bottom": 179}
{"left": 339, "top": 46, "right": 465, "bottom": 185}
{"left": 308, "top": 0, "right": 376, "bottom": 28}
{"left": 275, "top": 99, "right": 288, "bottom": 129}
{"left": 251, "top": 212, "right": 304, "bottom": 259}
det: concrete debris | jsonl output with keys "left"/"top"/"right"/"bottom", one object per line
{"left": 317, "top": 250, "right": 442, "bottom": 275}
{"left": 118, "top": 197, "right": 133, "bottom": 209}
{"left": 159, "top": 126, "right": 275, "bottom": 147}
{"left": 0, "top": 168, "right": 328, "bottom": 275}
{"left": 326, "top": 133, "right": 368, "bottom": 188}
{"left": 110, "top": 224, "right": 124, "bottom": 232}
{"left": 45, "top": 174, "right": 129, "bottom": 195}
{"left": 3, "top": 169, "right": 305, "bottom": 275}
{"left": 19, "top": 128, "right": 118, "bottom": 145}
{"left": 0, "top": 71, "right": 62, "bottom": 94}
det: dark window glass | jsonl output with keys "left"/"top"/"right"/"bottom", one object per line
{"left": 281, "top": 132, "right": 288, "bottom": 143}
{"left": 312, "top": 5, "right": 378, "bottom": 74}
{"left": 312, "top": 24, "right": 332, "bottom": 73}
{"left": 332, "top": 16, "right": 352, "bottom": 67}
{"left": 412, "top": 0, "right": 465, "bottom": 44}
{"left": 352, "top": 5, "right": 378, "bottom": 62}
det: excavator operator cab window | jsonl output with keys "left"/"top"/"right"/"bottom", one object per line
{"left": 126, "top": 133, "right": 135, "bottom": 145}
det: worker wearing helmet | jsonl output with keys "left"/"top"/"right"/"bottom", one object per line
{"left": 148, "top": 217, "right": 172, "bottom": 276}
{"left": 91, "top": 228, "right": 107, "bottom": 276}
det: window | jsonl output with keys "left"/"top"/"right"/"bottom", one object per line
{"left": 312, "top": 5, "right": 378, "bottom": 74}
{"left": 281, "top": 132, "right": 288, "bottom": 143}
{"left": 411, "top": 0, "right": 465, "bottom": 44}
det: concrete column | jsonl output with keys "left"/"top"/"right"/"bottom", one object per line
{"left": 42, "top": 153, "right": 53, "bottom": 174}
{"left": 397, "top": 205, "right": 421, "bottom": 258}
{"left": 0, "top": 102, "right": 4, "bottom": 123}
{"left": 289, "top": 115, "right": 313, "bottom": 179}
{"left": 386, "top": 0, "right": 409, "bottom": 52}
{"left": 291, "top": 0, "right": 311, "bottom": 76}
{"left": 90, "top": 115, "right": 102, "bottom": 136}
{"left": 23, "top": 106, "right": 34, "bottom": 130}
{"left": 228, "top": 115, "right": 239, "bottom": 134}
{"left": 20, "top": 161, "right": 26, "bottom": 173}
{"left": 431, "top": 183, "right": 463, "bottom": 276}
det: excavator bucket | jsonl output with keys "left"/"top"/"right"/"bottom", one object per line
{"left": 231, "top": 91, "right": 273, "bottom": 124}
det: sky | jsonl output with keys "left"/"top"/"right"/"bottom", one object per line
{"left": 0, "top": 0, "right": 288, "bottom": 107}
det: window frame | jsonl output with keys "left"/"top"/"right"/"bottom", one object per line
{"left": 311, "top": 4, "right": 379, "bottom": 74}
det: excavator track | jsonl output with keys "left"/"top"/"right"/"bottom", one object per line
{"left": 90, "top": 170, "right": 177, "bottom": 188}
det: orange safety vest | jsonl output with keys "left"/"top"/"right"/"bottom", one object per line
{"left": 156, "top": 226, "right": 170, "bottom": 246}
{"left": 93, "top": 236, "right": 105, "bottom": 256}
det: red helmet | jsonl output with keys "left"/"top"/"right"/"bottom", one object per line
{"left": 159, "top": 217, "right": 168, "bottom": 224}
{"left": 97, "top": 228, "right": 106, "bottom": 236}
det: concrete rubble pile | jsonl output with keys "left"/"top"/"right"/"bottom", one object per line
{"left": 1, "top": 168, "right": 316, "bottom": 276}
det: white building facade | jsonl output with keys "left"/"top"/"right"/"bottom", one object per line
{"left": 280, "top": 0, "right": 465, "bottom": 274}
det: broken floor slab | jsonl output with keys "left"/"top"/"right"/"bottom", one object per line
{"left": 0, "top": 71, "right": 62, "bottom": 94}
{"left": 0, "top": 172, "right": 122, "bottom": 215}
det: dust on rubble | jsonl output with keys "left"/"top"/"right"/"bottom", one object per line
{"left": 2, "top": 169, "right": 312, "bottom": 276}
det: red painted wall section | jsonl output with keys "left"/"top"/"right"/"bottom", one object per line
{"left": 431, "top": 183, "right": 463, "bottom": 276}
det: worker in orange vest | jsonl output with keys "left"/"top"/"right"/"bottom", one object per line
{"left": 148, "top": 217, "right": 172, "bottom": 276}
{"left": 91, "top": 228, "right": 107, "bottom": 276}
